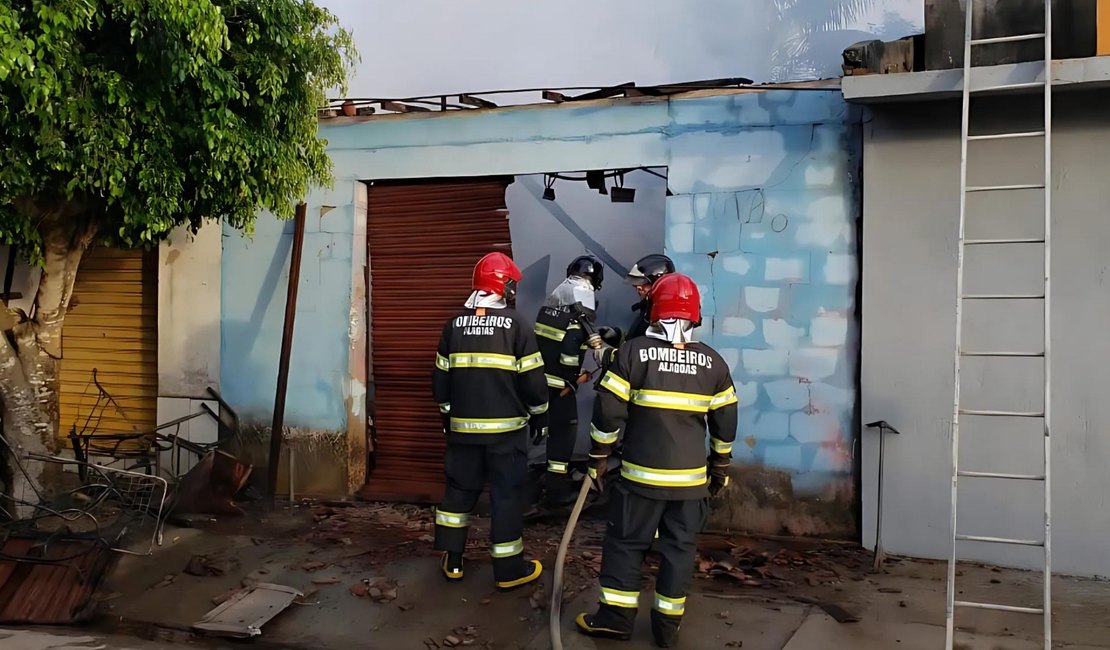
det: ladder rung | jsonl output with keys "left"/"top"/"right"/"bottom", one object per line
{"left": 972, "top": 81, "right": 1047, "bottom": 93}
{"left": 958, "top": 470, "right": 1045, "bottom": 480}
{"left": 963, "top": 238, "right": 1045, "bottom": 245}
{"left": 960, "top": 351, "right": 1044, "bottom": 357}
{"left": 966, "top": 184, "right": 1046, "bottom": 193}
{"left": 970, "top": 33, "right": 1046, "bottom": 46}
{"left": 967, "top": 131, "right": 1045, "bottom": 141}
{"left": 959, "top": 409, "right": 1044, "bottom": 418}
{"left": 961, "top": 294, "right": 1045, "bottom": 300}
{"left": 955, "top": 534, "right": 1044, "bottom": 547}
{"left": 954, "top": 600, "right": 1044, "bottom": 615}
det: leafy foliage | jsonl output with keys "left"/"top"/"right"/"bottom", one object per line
{"left": 0, "top": 0, "right": 356, "bottom": 263}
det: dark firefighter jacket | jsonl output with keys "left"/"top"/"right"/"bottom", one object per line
{"left": 535, "top": 305, "right": 589, "bottom": 392}
{"left": 591, "top": 336, "right": 739, "bottom": 499}
{"left": 432, "top": 307, "right": 549, "bottom": 445}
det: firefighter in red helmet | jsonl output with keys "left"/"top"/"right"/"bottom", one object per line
{"left": 431, "top": 252, "right": 547, "bottom": 590}
{"left": 576, "top": 273, "right": 738, "bottom": 648}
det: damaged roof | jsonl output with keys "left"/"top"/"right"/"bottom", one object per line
{"left": 321, "top": 77, "right": 843, "bottom": 119}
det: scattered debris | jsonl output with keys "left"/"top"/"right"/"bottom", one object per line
{"left": 878, "top": 587, "right": 902, "bottom": 594}
{"left": 184, "top": 555, "right": 236, "bottom": 577}
{"left": 175, "top": 450, "right": 253, "bottom": 516}
{"left": 193, "top": 583, "right": 301, "bottom": 638}
{"left": 301, "top": 561, "right": 326, "bottom": 572}
{"left": 211, "top": 589, "right": 241, "bottom": 606}
{"left": 818, "top": 601, "right": 861, "bottom": 624}
{"left": 312, "top": 576, "right": 341, "bottom": 585}
{"left": 350, "top": 584, "right": 369, "bottom": 598}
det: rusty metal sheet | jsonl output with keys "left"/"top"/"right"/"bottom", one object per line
{"left": 0, "top": 538, "right": 114, "bottom": 624}
{"left": 192, "top": 583, "right": 301, "bottom": 638}
{"left": 360, "top": 178, "right": 513, "bottom": 504}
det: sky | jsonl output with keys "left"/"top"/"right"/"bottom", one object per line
{"left": 317, "top": 0, "right": 924, "bottom": 100}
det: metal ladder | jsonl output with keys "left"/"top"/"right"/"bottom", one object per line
{"left": 946, "top": 1, "right": 1053, "bottom": 649}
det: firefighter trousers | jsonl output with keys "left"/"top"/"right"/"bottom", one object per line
{"left": 592, "top": 482, "right": 709, "bottom": 640}
{"left": 544, "top": 388, "right": 578, "bottom": 503}
{"left": 434, "top": 434, "right": 530, "bottom": 583}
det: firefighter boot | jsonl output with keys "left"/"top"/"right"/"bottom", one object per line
{"left": 574, "top": 611, "right": 633, "bottom": 641}
{"left": 496, "top": 559, "right": 543, "bottom": 591}
{"left": 441, "top": 552, "right": 464, "bottom": 582}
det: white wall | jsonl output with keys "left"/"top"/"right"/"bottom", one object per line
{"left": 861, "top": 92, "right": 1110, "bottom": 578}
{"left": 157, "top": 223, "right": 223, "bottom": 473}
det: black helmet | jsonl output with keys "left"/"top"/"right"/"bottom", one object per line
{"left": 624, "top": 254, "right": 674, "bottom": 287}
{"left": 566, "top": 255, "right": 604, "bottom": 291}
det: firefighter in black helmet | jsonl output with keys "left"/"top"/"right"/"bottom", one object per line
{"left": 534, "top": 255, "right": 604, "bottom": 506}
{"left": 594, "top": 253, "right": 676, "bottom": 372}
{"left": 622, "top": 253, "right": 676, "bottom": 341}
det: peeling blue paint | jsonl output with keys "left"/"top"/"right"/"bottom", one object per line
{"left": 220, "top": 89, "right": 860, "bottom": 495}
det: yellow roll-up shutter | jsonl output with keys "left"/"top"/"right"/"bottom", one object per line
{"left": 58, "top": 247, "right": 158, "bottom": 439}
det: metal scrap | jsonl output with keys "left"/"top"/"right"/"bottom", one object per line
{"left": 192, "top": 583, "right": 301, "bottom": 638}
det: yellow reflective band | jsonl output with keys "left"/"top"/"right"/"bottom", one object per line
{"left": 438, "top": 402, "right": 451, "bottom": 414}
{"left": 435, "top": 509, "right": 469, "bottom": 528}
{"left": 621, "top": 461, "right": 708, "bottom": 488}
{"left": 436, "top": 354, "right": 451, "bottom": 371}
{"left": 590, "top": 423, "right": 619, "bottom": 445}
{"left": 449, "top": 352, "right": 517, "bottom": 371}
{"left": 710, "top": 386, "right": 739, "bottom": 409}
{"left": 451, "top": 417, "right": 529, "bottom": 433}
{"left": 711, "top": 438, "right": 733, "bottom": 454}
{"left": 654, "top": 593, "right": 686, "bottom": 616}
{"left": 567, "top": 322, "right": 581, "bottom": 331}
{"left": 588, "top": 466, "right": 599, "bottom": 479}
{"left": 528, "top": 402, "right": 549, "bottom": 415}
{"left": 548, "top": 460, "right": 569, "bottom": 474}
{"left": 491, "top": 538, "right": 524, "bottom": 558}
{"left": 654, "top": 529, "right": 659, "bottom": 540}
{"left": 631, "top": 389, "right": 712, "bottom": 413}
{"left": 599, "top": 587, "right": 640, "bottom": 608}
{"left": 546, "top": 374, "right": 567, "bottom": 389}
{"left": 517, "top": 352, "right": 544, "bottom": 373}
{"left": 535, "top": 323, "right": 566, "bottom": 341}
{"left": 560, "top": 353, "right": 580, "bottom": 367}
{"left": 599, "top": 372, "right": 631, "bottom": 401}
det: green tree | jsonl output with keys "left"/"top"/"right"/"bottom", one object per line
{"left": 0, "top": 0, "right": 355, "bottom": 514}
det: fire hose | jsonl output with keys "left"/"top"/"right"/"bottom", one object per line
{"left": 549, "top": 475, "right": 594, "bottom": 650}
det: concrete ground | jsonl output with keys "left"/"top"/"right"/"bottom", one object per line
{"left": 64, "top": 503, "right": 1110, "bottom": 649}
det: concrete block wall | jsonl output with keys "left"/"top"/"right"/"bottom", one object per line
{"left": 666, "top": 93, "right": 862, "bottom": 508}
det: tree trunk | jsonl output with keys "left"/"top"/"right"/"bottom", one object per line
{"left": 0, "top": 210, "right": 96, "bottom": 520}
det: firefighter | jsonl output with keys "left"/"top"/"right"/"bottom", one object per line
{"left": 594, "top": 253, "right": 676, "bottom": 372}
{"left": 621, "top": 253, "right": 676, "bottom": 341}
{"left": 432, "top": 252, "right": 548, "bottom": 591}
{"left": 534, "top": 255, "right": 604, "bottom": 506}
{"left": 575, "top": 273, "right": 738, "bottom": 648}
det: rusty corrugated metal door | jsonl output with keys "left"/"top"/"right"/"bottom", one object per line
{"left": 360, "top": 178, "right": 513, "bottom": 503}
{"left": 59, "top": 247, "right": 158, "bottom": 440}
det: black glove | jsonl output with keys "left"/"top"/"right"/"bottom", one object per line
{"left": 440, "top": 414, "right": 451, "bottom": 436}
{"left": 587, "top": 454, "right": 608, "bottom": 493}
{"left": 598, "top": 326, "right": 622, "bottom": 348}
{"left": 530, "top": 412, "right": 549, "bottom": 445}
{"left": 708, "top": 455, "right": 730, "bottom": 497}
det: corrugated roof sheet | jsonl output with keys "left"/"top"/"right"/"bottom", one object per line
{"left": 0, "top": 537, "right": 114, "bottom": 624}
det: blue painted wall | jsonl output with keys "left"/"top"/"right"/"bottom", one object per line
{"left": 220, "top": 206, "right": 355, "bottom": 431}
{"left": 220, "top": 89, "right": 861, "bottom": 498}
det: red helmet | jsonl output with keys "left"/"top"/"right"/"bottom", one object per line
{"left": 472, "top": 252, "right": 522, "bottom": 299}
{"left": 649, "top": 273, "right": 701, "bottom": 323}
